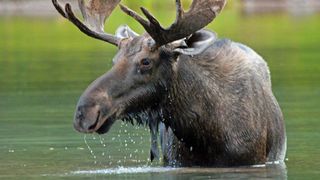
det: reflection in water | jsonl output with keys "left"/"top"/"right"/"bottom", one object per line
{"left": 71, "top": 163, "right": 287, "bottom": 179}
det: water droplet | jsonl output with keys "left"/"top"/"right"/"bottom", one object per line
{"left": 99, "top": 136, "right": 107, "bottom": 148}
{"left": 84, "top": 135, "right": 97, "bottom": 164}
{"left": 92, "top": 134, "right": 96, "bottom": 140}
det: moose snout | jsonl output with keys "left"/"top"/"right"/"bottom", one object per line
{"left": 73, "top": 103, "right": 101, "bottom": 133}
{"left": 73, "top": 71, "right": 115, "bottom": 134}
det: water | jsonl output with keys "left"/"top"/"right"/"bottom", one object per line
{"left": 0, "top": 7, "right": 320, "bottom": 179}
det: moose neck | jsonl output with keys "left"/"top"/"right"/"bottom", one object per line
{"left": 162, "top": 54, "right": 220, "bottom": 149}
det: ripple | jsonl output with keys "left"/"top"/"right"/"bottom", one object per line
{"left": 72, "top": 166, "right": 178, "bottom": 175}
{"left": 70, "top": 164, "right": 281, "bottom": 175}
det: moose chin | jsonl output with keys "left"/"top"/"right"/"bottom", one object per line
{"left": 52, "top": 0, "right": 286, "bottom": 167}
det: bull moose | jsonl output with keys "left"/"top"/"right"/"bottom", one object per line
{"left": 52, "top": 0, "right": 286, "bottom": 167}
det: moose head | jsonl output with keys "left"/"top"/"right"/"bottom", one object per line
{"left": 52, "top": 0, "right": 226, "bottom": 134}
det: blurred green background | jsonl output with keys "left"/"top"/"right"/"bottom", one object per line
{"left": 0, "top": 0, "right": 319, "bottom": 179}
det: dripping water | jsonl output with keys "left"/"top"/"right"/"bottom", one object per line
{"left": 81, "top": 121, "right": 154, "bottom": 168}
{"left": 83, "top": 135, "right": 97, "bottom": 164}
{"left": 99, "top": 136, "right": 107, "bottom": 157}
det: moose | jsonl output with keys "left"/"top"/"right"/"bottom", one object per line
{"left": 52, "top": 0, "right": 286, "bottom": 167}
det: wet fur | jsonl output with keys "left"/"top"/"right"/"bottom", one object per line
{"left": 129, "top": 38, "right": 286, "bottom": 167}
{"left": 79, "top": 32, "right": 286, "bottom": 167}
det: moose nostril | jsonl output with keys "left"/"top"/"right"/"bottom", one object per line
{"left": 76, "top": 109, "right": 84, "bottom": 120}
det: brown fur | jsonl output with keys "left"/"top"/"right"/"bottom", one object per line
{"left": 73, "top": 32, "right": 286, "bottom": 167}
{"left": 159, "top": 39, "right": 286, "bottom": 166}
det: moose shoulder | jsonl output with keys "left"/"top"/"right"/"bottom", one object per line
{"left": 52, "top": 0, "right": 286, "bottom": 167}
{"left": 160, "top": 34, "right": 287, "bottom": 166}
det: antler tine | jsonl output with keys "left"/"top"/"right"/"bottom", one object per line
{"left": 140, "top": 7, "right": 161, "bottom": 28}
{"left": 119, "top": 5, "right": 149, "bottom": 29}
{"left": 119, "top": 4, "right": 167, "bottom": 48}
{"left": 175, "top": 0, "right": 184, "bottom": 20}
{"left": 120, "top": 0, "right": 226, "bottom": 49}
{"left": 52, "top": 0, "right": 67, "bottom": 18}
{"left": 52, "top": 0, "right": 121, "bottom": 46}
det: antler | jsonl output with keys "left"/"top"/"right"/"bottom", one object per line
{"left": 52, "top": 0, "right": 121, "bottom": 46}
{"left": 120, "top": 0, "right": 226, "bottom": 49}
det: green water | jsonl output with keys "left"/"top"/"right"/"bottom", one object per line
{"left": 0, "top": 5, "right": 320, "bottom": 179}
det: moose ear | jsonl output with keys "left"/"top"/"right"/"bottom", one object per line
{"left": 174, "top": 30, "right": 217, "bottom": 56}
{"left": 115, "top": 25, "right": 139, "bottom": 39}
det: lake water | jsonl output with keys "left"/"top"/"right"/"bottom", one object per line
{"left": 0, "top": 7, "right": 319, "bottom": 179}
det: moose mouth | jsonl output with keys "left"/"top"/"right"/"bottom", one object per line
{"left": 92, "top": 109, "right": 151, "bottom": 134}
{"left": 75, "top": 101, "right": 150, "bottom": 134}
{"left": 96, "top": 115, "right": 117, "bottom": 134}
{"left": 89, "top": 110, "right": 117, "bottom": 134}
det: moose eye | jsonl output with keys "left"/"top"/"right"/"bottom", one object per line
{"left": 141, "top": 58, "right": 151, "bottom": 66}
